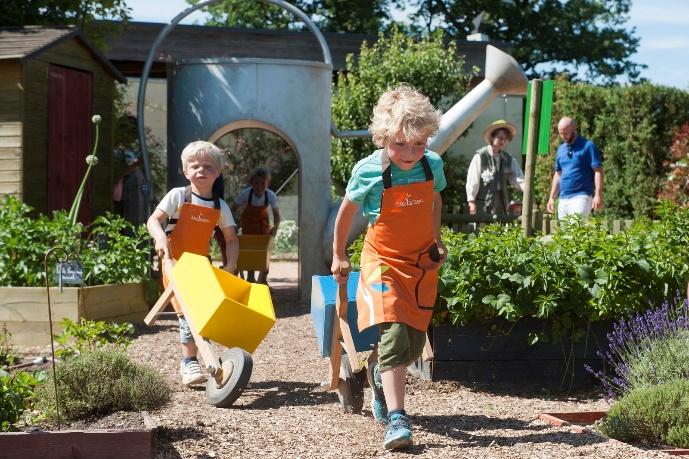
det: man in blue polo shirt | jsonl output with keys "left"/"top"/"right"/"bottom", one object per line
{"left": 546, "top": 117, "right": 604, "bottom": 219}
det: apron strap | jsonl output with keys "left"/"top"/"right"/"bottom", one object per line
{"left": 184, "top": 185, "right": 221, "bottom": 209}
{"left": 170, "top": 186, "right": 222, "bottom": 234}
{"left": 381, "top": 150, "right": 433, "bottom": 189}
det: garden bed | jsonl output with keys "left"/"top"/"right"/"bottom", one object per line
{"left": 538, "top": 411, "right": 689, "bottom": 456}
{"left": 0, "top": 411, "right": 157, "bottom": 458}
{"left": 410, "top": 319, "right": 614, "bottom": 390}
{"left": 0, "top": 283, "right": 150, "bottom": 345}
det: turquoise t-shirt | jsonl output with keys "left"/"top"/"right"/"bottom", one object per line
{"left": 346, "top": 149, "right": 447, "bottom": 226}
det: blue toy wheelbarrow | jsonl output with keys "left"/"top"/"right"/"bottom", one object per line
{"left": 311, "top": 262, "right": 436, "bottom": 413}
{"left": 310, "top": 262, "right": 379, "bottom": 413}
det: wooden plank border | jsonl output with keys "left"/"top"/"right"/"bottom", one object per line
{"left": 0, "top": 412, "right": 157, "bottom": 459}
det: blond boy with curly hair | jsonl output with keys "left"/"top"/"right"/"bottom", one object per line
{"left": 331, "top": 85, "right": 447, "bottom": 450}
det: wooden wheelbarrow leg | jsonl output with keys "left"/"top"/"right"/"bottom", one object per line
{"left": 422, "top": 333, "right": 434, "bottom": 361}
{"left": 328, "top": 261, "right": 361, "bottom": 390}
{"left": 143, "top": 284, "right": 174, "bottom": 326}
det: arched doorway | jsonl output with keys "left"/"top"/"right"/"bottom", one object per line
{"left": 210, "top": 126, "right": 300, "bottom": 264}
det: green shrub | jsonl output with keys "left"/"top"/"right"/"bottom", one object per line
{"left": 274, "top": 220, "right": 298, "bottom": 254}
{"left": 0, "top": 196, "right": 150, "bottom": 287}
{"left": 429, "top": 201, "right": 689, "bottom": 344}
{"left": 623, "top": 330, "right": 689, "bottom": 394}
{"left": 35, "top": 349, "right": 170, "bottom": 422}
{"left": 596, "top": 379, "right": 689, "bottom": 448}
{"left": 587, "top": 295, "right": 689, "bottom": 399}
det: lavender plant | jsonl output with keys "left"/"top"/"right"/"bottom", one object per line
{"left": 586, "top": 294, "right": 689, "bottom": 399}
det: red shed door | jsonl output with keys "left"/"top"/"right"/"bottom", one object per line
{"left": 48, "top": 64, "right": 93, "bottom": 223}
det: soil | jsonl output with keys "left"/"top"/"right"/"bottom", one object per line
{"left": 13, "top": 262, "right": 675, "bottom": 458}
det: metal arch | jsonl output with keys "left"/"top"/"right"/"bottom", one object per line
{"left": 136, "top": 0, "right": 333, "bottom": 213}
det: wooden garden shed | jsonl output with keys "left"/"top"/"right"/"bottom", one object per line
{"left": 0, "top": 26, "right": 126, "bottom": 221}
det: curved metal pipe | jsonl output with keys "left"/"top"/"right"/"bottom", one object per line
{"left": 136, "top": 0, "right": 332, "bottom": 213}
{"left": 428, "top": 45, "right": 527, "bottom": 155}
{"left": 330, "top": 124, "right": 371, "bottom": 139}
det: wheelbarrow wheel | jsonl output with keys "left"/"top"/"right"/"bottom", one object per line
{"left": 205, "top": 347, "right": 253, "bottom": 408}
{"left": 337, "top": 356, "right": 365, "bottom": 414}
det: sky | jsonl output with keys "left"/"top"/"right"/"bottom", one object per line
{"left": 122, "top": 0, "right": 688, "bottom": 90}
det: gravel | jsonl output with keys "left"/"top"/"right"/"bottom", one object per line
{"left": 14, "top": 262, "right": 676, "bottom": 458}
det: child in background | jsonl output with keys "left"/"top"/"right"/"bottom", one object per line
{"left": 331, "top": 85, "right": 447, "bottom": 450}
{"left": 147, "top": 141, "right": 239, "bottom": 386}
{"left": 231, "top": 167, "right": 281, "bottom": 283}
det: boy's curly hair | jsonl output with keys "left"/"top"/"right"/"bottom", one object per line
{"left": 369, "top": 84, "right": 442, "bottom": 148}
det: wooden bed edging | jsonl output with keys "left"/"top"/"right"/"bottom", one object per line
{"left": 0, "top": 412, "right": 157, "bottom": 459}
{"left": 538, "top": 411, "right": 689, "bottom": 456}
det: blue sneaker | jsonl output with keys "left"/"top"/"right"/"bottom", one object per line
{"left": 384, "top": 413, "right": 413, "bottom": 450}
{"left": 367, "top": 362, "right": 387, "bottom": 425}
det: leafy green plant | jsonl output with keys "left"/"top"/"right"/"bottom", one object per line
{"left": 1, "top": 369, "right": 48, "bottom": 432}
{"left": 81, "top": 213, "right": 151, "bottom": 285}
{"left": 0, "top": 196, "right": 150, "bottom": 287}
{"left": 53, "top": 318, "right": 134, "bottom": 360}
{"left": 35, "top": 349, "right": 170, "bottom": 422}
{"left": 0, "top": 325, "right": 17, "bottom": 367}
{"left": 430, "top": 201, "right": 689, "bottom": 344}
{"left": 274, "top": 220, "right": 298, "bottom": 254}
{"left": 596, "top": 378, "right": 689, "bottom": 448}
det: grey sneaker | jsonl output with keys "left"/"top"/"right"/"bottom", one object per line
{"left": 180, "top": 359, "right": 205, "bottom": 386}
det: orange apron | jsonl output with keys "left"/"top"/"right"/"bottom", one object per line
{"left": 356, "top": 153, "right": 440, "bottom": 332}
{"left": 241, "top": 189, "right": 271, "bottom": 235}
{"left": 163, "top": 199, "right": 220, "bottom": 313}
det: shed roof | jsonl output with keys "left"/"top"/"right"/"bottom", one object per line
{"left": 103, "top": 21, "right": 513, "bottom": 79}
{"left": 0, "top": 26, "right": 126, "bottom": 83}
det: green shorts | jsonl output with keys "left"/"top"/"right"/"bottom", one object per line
{"left": 377, "top": 322, "right": 426, "bottom": 371}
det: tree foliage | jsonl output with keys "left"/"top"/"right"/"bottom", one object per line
{"left": 188, "top": 0, "right": 392, "bottom": 34}
{"left": 330, "top": 28, "right": 477, "bottom": 190}
{"left": 0, "top": 0, "right": 131, "bottom": 49}
{"left": 402, "top": 0, "right": 643, "bottom": 84}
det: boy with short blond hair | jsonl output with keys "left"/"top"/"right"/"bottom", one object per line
{"left": 147, "top": 140, "right": 239, "bottom": 386}
{"left": 331, "top": 84, "right": 447, "bottom": 450}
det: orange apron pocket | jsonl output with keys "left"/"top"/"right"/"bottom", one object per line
{"left": 415, "top": 249, "right": 440, "bottom": 309}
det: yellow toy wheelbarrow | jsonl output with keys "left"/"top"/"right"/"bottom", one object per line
{"left": 145, "top": 253, "right": 276, "bottom": 407}
{"left": 236, "top": 235, "right": 275, "bottom": 283}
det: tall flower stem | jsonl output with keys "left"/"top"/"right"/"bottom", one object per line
{"left": 68, "top": 115, "right": 101, "bottom": 226}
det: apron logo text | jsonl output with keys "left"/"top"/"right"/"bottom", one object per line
{"left": 396, "top": 193, "right": 425, "bottom": 207}
{"left": 190, "top": 213, "right": 211, "bottom": 223}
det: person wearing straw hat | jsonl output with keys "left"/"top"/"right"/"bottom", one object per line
{"left": 466, "top": 120, "right": 525, "bottom": 215}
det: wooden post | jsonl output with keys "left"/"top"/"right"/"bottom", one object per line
{"left": 522, "top": 79, "right": 543, "bottom": 237}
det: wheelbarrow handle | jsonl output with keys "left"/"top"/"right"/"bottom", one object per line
{"left": 338, "top": 260, "right": 351, "bottom": 277}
